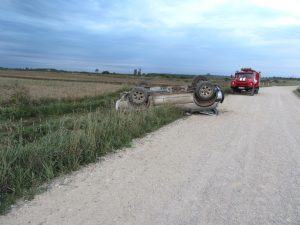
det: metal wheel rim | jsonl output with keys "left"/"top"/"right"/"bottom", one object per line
{"left": 199, "top": 85, "right": 213, "bottom": 98}
{"left": 132, "top": 91, "right": 146, "bottom": 104}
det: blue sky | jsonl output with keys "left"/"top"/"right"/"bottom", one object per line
{"left": 0, "top": 0, "right": 300, "bottom": 76}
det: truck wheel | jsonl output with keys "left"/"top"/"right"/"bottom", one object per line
{"left": 250, "top": 88, "right": 255, "bottom": 96}
{"left": 129, "top": 87, "right": 149, "bottom": 106}
{"left": 255, "top": 88, "right": 259, "bottom": 94}
{"left": 191, "top": 75, "right": 208, "bottom": 88}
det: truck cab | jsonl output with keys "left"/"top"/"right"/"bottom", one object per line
{"left": 231, "top": 68, "right": 261, "bottom": 96}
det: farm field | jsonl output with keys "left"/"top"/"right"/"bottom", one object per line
{"left": 0, "top": 77, "right": 122, "bottom": 103}
{"left": 0, "top": 70, "right": 192, "bottom": 86}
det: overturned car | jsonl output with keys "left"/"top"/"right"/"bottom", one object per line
{"left": 116, "top": 76, "right": 225, "bottom": 115}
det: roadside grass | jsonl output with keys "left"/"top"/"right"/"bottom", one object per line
{"left": 294, "top": 86, "right": 300, "bottom": 98}
{"left": 0, "top": 87, "right": 129, "bottom": 120}
{"left": 222, "top": 87, "right": 232, "bottom": 95}
{"left": 0, "top": 105, "right": 184, "bottom": 214}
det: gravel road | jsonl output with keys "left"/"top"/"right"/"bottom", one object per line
{"left": 1, "top": 86, "right": 300, "bottom": 225}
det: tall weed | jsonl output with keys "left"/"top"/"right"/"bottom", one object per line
{"left": 0, "top": 106, "right": 183, "bottom": 214}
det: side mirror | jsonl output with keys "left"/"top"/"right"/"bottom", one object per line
{"left": 230, "top": 75, "right": 234, "bottom": 78}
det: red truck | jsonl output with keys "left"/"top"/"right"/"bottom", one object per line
{"left": 230, "top": 68, "right": 261, "bottom": 96}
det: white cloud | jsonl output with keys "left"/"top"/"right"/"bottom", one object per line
{"left": 148, "top": 0, "right": 226, "bottom": 27}
{"left": 2, "top": 0, "right": 300, "bottom": 75}
{"left": 248, "top": 0, "right": 300, "bottom": 16}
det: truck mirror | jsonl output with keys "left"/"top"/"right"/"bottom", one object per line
{"left": 230, "top": 75, "right": 234, "bottom": 78}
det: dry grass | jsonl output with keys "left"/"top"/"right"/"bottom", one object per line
{"left": 0, "top": 77, "right": 122, "bottom": 101}
{"left": 0, "top": 70, "right": 190, "bottom": 86}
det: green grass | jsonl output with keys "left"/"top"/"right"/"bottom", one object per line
{"left": 0, "top": 90, "right": 125, "bottom": 121}
{"left": 0, "top": 88, "right": 131, "bottom": 147}
{"left": 0, "top": 105, "right": 183, "bottom": 214}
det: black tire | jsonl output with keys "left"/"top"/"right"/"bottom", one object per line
{"left": 255, "top": 88, "right": 259, "bottom": 94}
{"left": 195, "top": 81, "right": 216, "bottom": 100}
{"left": 191, "top": 75, "right": 208, "bottom": 88}
{"left": 193, "top": 81, "right": 217, "bottom": 107}
{"left": 250, "top": 88, "right": 255, "bottom": 96}
{"left": 232, "top": 88, "right": 242, "bottom": 94}
{"left": 193, "top": 95, "right": 216, "bottom": 107}
{"left": 128, "top": 87, "right": 149, "bottom": 106}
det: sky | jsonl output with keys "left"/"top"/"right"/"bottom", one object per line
{"left": 0, "top": 0, "right": 300, "bottom": 76}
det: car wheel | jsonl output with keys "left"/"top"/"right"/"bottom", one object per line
{"left": 129, "top": 87, "right": 149, "bottom": 106}
{"left": 191, "top": 75, "right": 208, "bottom": 88}
{"left": 195, "top": 81, "right": 216, "bottom": 100}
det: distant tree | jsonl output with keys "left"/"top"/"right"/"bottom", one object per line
{"left": 102, "top": 71, "right": 110, "bottom": 74}
{"left": 138, "top": 68, "right": 142, "bottom": 76}
{"left": 134, "top": 69, "right": 138, "bottom": 76}
{"left": 95, "top": 68, "right": 99, "bottom": 73}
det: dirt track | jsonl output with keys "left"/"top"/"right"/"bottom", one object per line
{"left": 1, "top": 86, "right": 300, "bottom": 225}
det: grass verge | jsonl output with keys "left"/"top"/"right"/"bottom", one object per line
{"left": 294, "top": 88, "right": 300, "bottom": 98}
{"left": 0, "top": 105, "right": 184, "bottom": 214}
{"left": 0, "top": 89, "right": 127, "bottom": 120}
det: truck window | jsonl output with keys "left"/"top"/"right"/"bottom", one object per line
{"left": 236, "top": 73, "right": 253, "bottom": 79}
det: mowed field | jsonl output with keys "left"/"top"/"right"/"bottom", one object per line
{"left": 1, "top": 70, "right": 298, "bottom": 103}
{"left": 0, "top": 70, "right": 192, "bottom": 86}
{"left": 0, "top": 70, "right": 194, "bottom": 105}
{"left": 0, "top": 77, "right": 122, "bottom": 102}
